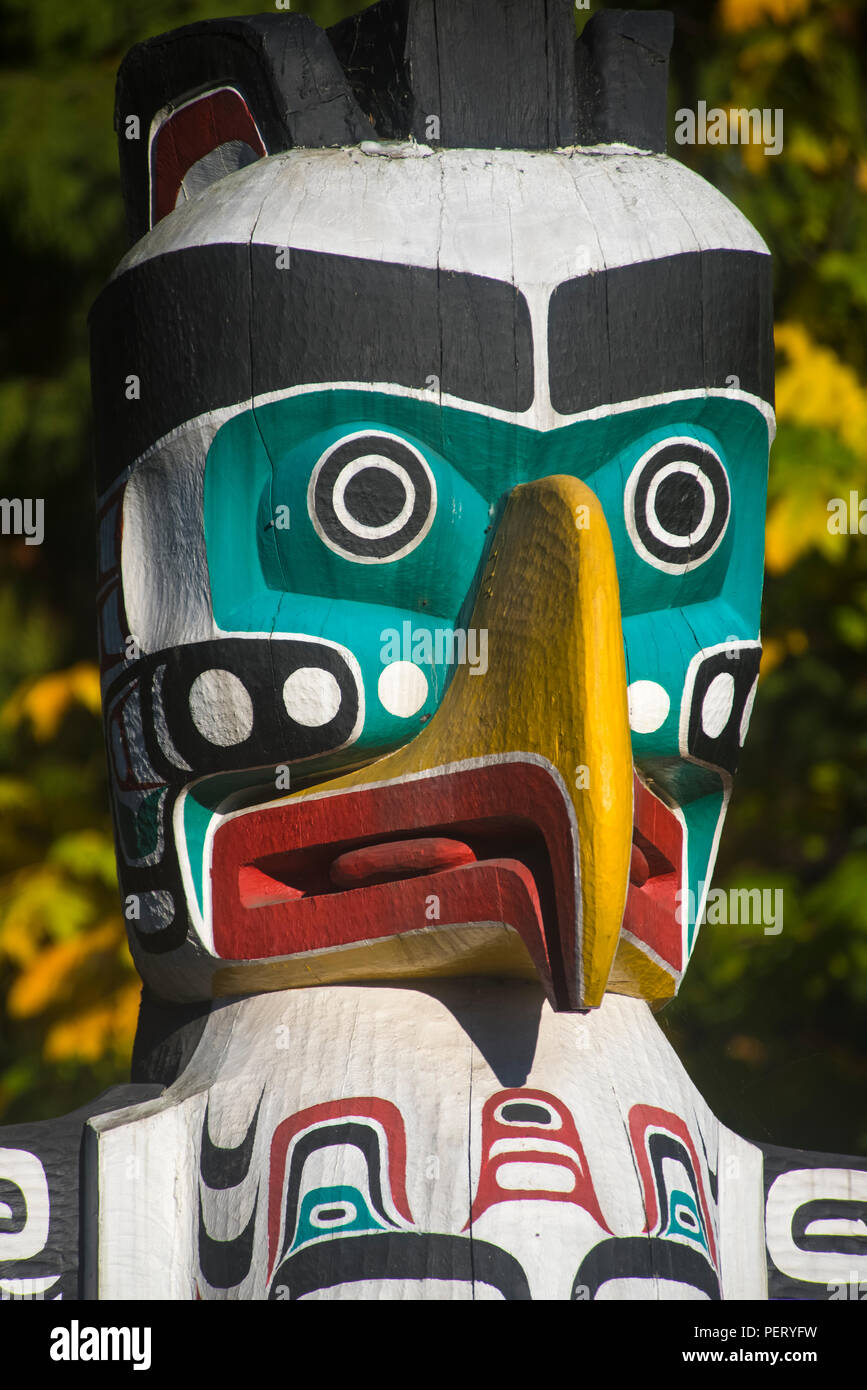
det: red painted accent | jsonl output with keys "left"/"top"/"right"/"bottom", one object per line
{"left": 211, "top": 760, "right": 682, "bottom": 1001}
{"left": 628, "top": 1104, "right": 718, "bottom": 1267}
{"left": 151, "top": 88, "right": 266, "bottom": 226}
{"left": 624, "top": 777, "right": 683, "bottom": 972}
{"left": 267, "top": 1098, "right": 413, "bottom": 1278}
{"left": 211, "top": 760, "right": 575, "bottom": 1004}
{"left": 238, "top": 864, "right": 304, "bottom": 908}
{"left": 330, "top": 836, "right": 476, "bottom": 888}
{"left": 629, "top": 844, "right": 650, "bottom": 886}
{"left": 467, "top": 1089, "right": 611, "bottom": 1229}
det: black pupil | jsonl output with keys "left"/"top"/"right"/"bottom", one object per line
{"left": 654, "top": 471, "right": 707, "bottom": 537}
{"left": 342, "top": 465, "right": 406, "bottom": 527}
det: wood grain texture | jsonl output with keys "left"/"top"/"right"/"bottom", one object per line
{"left": 576, "top": 9, "right": 674, "bottom": 152}
{"left": 77, "top": 984, "right": 867, "bottom": 1302}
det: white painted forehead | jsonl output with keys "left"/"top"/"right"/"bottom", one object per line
{"left": 116, "top": 144, "right": 768, "bottom": 291}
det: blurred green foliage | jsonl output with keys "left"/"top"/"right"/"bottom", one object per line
{"left": 0, "top": 0, "right": 864, "bottom": 1152}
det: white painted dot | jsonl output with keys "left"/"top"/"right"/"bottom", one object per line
{"left": 188, "top": 669, "right": 253, "bottom": 747}
{"left": 701, "top": 672, "right": 736, "bottom": 740}
{"left": 283, "top": 668, "right": 342, "bottom": 728}
{"left": 332, "top": 457, "right": 415, "bottom": 539}
{"left": 627, "top": 680, "right": 670, "bottom": 735}
{"left": 739, "top": 675, "right": 759, "bottom": 747}
{"left": 378, "top": 661, "right": 428, "bottom": 718}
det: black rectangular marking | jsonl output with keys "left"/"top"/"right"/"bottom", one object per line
{"left": 548, "top": 249, "right": 775, "bottom": 415}
{"left": 90, "top": 244, "right": 534, "bottom": 491}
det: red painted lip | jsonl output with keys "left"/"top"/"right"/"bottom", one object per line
{"left": 624, "top": 776, "right": 683, "bottom": 974}
{"left": 210, "top": 760, "right": 683, "bottom": 1004}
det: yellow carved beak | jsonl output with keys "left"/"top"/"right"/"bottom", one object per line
{"left": 272, "top": 475, "right": 634, "bottom": 1007}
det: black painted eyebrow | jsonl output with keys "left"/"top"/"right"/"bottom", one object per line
{"left": 89, "top": 244, "right": 534, "bottom": 491}
{"left": 548, "top": 249, "right": 774, "bottom": 416}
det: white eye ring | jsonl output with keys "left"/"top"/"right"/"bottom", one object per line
{"left": 624, "top": 437, "right": 730, "bottom": 575}
{"left": 307, "top": 430, "right": 437, "bottom": 564}
{"left": 332, "top": 456, "right": 416, "bottom": 540}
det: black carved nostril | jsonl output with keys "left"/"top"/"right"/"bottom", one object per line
{"left": 682, "top": 643, "right": 762, "bottom": 777}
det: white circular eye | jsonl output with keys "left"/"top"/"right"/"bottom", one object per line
{"left": 282, "top": 668, "right": 342, "bottom": 728}
{"left": 308, "top": 431, "right": 436, "bottom": 564}
{"left": 377, "top": 662, "right": 428, "bottom": 718}
{"left": 627, "top": 679, "right": 670, "bottom": 734}
{"left": 188, "top": 669, "right": 253, "bottom": 747}
{"left": 625, "top": 438, "right": 730, "bottom": 574}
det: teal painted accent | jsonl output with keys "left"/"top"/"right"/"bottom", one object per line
{"left": 135, "top": 789, "right": 163, "bottom": 859}
{"left": 290, "top": 1185, "right": 387, "bottom": 1251}
{"left": 182, "top": 770, "right": 286, "bottom": 919}
{"left": 201, "top": 388, "right": 770, "bottom": 968}
{"left": 665, "top": 1188, "right": 710, "bottom": 1251}
{"left": 684, "top": 788, "right": 729, "bottom": 952}
{"left": 182, "top": 791, "right": 211, "bottom": 921}
{"left": 221, "top": 591, "right": 455, "bottom": 753}
{"left": 117, "top": 788, "right": 164, "bottom": 863}
{"left": 259, "top": 424, "right": 491, "bottom": 616}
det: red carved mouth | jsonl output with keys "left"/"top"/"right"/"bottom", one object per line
{"left": 623, "top": 776, "right": 683, "bottom": 974}
{"left": 210, "top": 759, "right": 682, "bottom": 1006}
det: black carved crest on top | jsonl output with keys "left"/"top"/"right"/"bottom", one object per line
{"left": 116, "top": 3, "right": 674, "bottom": 244}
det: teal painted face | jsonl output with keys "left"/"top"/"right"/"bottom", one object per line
{"left": 202, "top": 387, "right": 769, "bottom": 969}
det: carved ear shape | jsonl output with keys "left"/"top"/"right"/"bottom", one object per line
{"left": 115, "top": 13, "right": 369, "bottom": 245}
{"left": 116, "top": 4, "right": 675, "bottom": 245}
{"left": 149, "top": 88, "right": 267, "bottom": 228}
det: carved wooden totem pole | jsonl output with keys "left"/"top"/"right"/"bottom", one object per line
{"left": 1, "top": 1, "right": 865, "bottom": 1303}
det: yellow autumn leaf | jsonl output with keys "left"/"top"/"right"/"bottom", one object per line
{"left": 775, "top": 323, "right": 867, "bottom": 459}
{"left": 0, "top": 777, "right": 38, "bottom": 812}
{"left": 112, "top": 978, "right": 142, "bottom": 1042}
{"left": 765, "top": 490, "right": 843, "bottom": 574}
{"left": 44, "top": 980, "right": 140, "bottom": 1064}
{"left": 741, "top": 137, "right": 770, "bottom": 177}
{"left": 1, "top": 661, "right": 101, "bottom": 742}
{"left": 760, "top": 637, "right": 786, "bottom": 676}
{"left": 7, "top": 918, "right": 124, "bottom": 1018}
{"left": 0, "top": 865, "right": 95, "bottom": 965}
{"left": 44, "top": 1003, "right": 114, "bottom": 1062}
{"left": 719, "top": 0, "right": 811, "bottom": 33}
{"left": 786, "top": 128, "right": 839, "bottom": 175}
